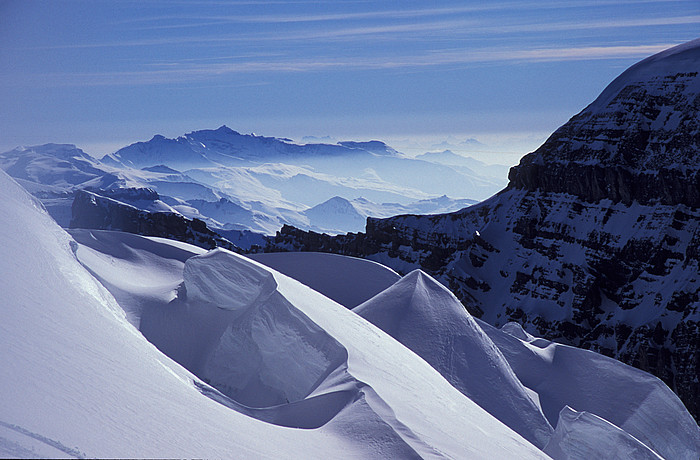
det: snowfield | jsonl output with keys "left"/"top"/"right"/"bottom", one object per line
{"left": 1, "top": 163, "right": 697, "bottom": 458}
{"left": 248, "top": 251, "right": 400, "bottom": 308}
{"left": 1, "top": 169, "right": 548, "bottom": 458}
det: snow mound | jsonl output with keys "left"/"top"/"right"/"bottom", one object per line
{"left": 479, "top": 320, "right": 700, "bottom": 460}
{"left": 544, "top": 406, "right": 663, "bottom": 460}
{"left": 182, "top": 249, "right": 347, "bottom": 407}
{"left": 69, "top": 229, "right": 206, "bottom": 326}
{"left": 354, "top": 270, "right": 554, "bottom": 448}
{"left": 248, "top": 251, "right": 400, "bottom": 308}
{"left": 183, "top": 249, "right": 278, "bottom": 311}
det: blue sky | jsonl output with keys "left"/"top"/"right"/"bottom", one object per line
{"left": 1, "top": 0, "right": 698, "bottom": 163}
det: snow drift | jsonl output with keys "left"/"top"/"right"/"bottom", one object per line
{"left": 479, "top": 320, "right": 700, "bottom": 459}
{"left": 248, "top": 251, "right": 400, "bottom": 308}
{"left": 354, "top": 269, "right": 554, "bottom": 448}
{"left": 60, "top": 215, "right": 547, "bottom": 455}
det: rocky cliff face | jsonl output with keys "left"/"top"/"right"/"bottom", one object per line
{"left": 71, "top": 190, "right": 240, "bottom": 252}
{"left": 266, "top": 40, "right": 700, "bottom": 419}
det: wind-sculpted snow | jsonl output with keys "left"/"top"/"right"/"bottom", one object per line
{"left": 67, "top": 225, "right": 546, "bottom": 457}
{"left": 354, "top": 270, "right": 554, "bottom": 448}
{"left": 183, "top": 250, "right": 277, "bottom": 311}
{"left": 180, "top": 250, "right": 348, "bottom": 407}
{"left": 0, "top": 170, "right": 381, "bottom": 458}
{"left": 69, "top": 229, "right": 206, "bottom": 326}
{"left": 249, "top": 251, "right": 400, "bottom": 308}
{"left": 479, "top": 320, "right": 700, "bottom": 459}
{"left": 543, "top": 406, "right": 663, "bottom": 460}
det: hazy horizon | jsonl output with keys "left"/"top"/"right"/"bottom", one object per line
{"left": 1, "top": 0, "right": 698, "bottom": 165}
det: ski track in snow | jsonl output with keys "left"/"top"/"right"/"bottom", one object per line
{"left": 0, "top": 421, "right": 85, "bottom": 459}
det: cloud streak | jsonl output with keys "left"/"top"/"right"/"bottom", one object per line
{"left": 16, "top": 13, "right": 700, "bottom": 51}
{"left": 6, "top": 43, "right": 679, "bottom": 87}
{"left": 121, "top": 0, "right": 692, "bottom": 27}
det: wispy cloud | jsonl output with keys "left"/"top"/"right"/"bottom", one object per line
{"left": 17, "top": 13, "right": 700, "bottom": 51}
{"left": 121, "top": 0, "right": 692, "bottom": 28}
{"left": 6, "top": 43, "right": 678, "bottom": 87}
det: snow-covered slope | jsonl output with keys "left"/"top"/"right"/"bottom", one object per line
{"left": 0, "top": 169, "right": 400, "bottom": 458}
{"left": 248, "top": 251, "right": 400, "bottom": 308}
{"left": 354, "top": 270, "right": 554, "bottom": 448}
{"left": 59, "top": 224, "right": 547, "bottom": 457}
{"left": 350, "top": 267, "right": 698, "bottom": 457}
{"left": 243, "top": 248, "right": 699, "bottom": 457}
{"left": 478, "top": 320, "right": 700, "bottom": 459}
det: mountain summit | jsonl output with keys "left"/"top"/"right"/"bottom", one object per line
{"left": 510, "top": 39, "right": 700, "bottom": 206}
{"left": 104, "top": 127, "right": 401, "bottom": 170}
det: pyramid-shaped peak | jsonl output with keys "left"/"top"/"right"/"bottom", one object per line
{"left": 355, "top": 269, "right": 554, "bottom": 448}
{"left": 216, "top": 125, "right": 235, "bottom": 133}
{"left": 354, "top": 269, "right": 468, "bottom": 331}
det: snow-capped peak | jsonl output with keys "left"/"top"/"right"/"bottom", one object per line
{"left": 354, "top": 269, "right": 554, "bottom": 448}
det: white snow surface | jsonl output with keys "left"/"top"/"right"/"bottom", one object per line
{"left": 354, "top": 270, "right": 555, "bottom": 448}
{"left": 184, "top": 249, "right": 278, "bottom": 312}
{"left": 2, "top": 169, "right": 544, "bottom": 458}
{"left": 478, "top": 320, "right": 700, "bottom": 460}
{"left": 543, "top": 406, "right": 663, "bottom": 460}
{"left": 248, "top": 251, "right": 400, "bottom": 308}
{"left": 68, "top": 229, "right": 206, "bottom": 326}
{"left": 0, "top": 170, "right": 352, "bottom": 459}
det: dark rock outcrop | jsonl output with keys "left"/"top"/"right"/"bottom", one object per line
{"left": 71, "top": 190, "right": 240, "bottom": 252}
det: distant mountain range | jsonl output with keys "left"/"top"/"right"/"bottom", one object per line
{"left": 0, "top": 128, "right": 503, "bottom": 242}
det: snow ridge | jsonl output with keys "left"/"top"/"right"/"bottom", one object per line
{"left": 355, "top": 270, "right": 554, "bottom": 448}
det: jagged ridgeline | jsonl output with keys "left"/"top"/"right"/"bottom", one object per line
{"left": 268, "top": 39, "right": 700, "bottom": 419}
